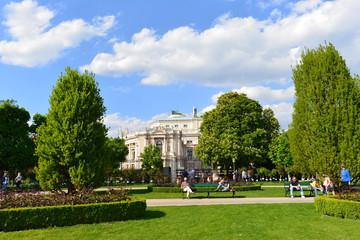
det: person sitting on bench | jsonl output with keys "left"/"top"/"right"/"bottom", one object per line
{"left": 311, "top": 178, "right": 326, "bottom": 196}
{"left": 216, "top": 177, "right": 230, "bottom": 192}
{"left": 323, "top": 176, "right": 336, "bottom": 195}
{"left": 181, "top": 177, "right": 194, "bottom": 199}
{"left": 290, "top": 176, "right": 305, "bottom": 198}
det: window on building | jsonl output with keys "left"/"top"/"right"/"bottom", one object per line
{"left": 156, "top": 140, "right": 162, "bottom": 152}
{"left": 184, "top": 125, "right": 187, "bottom": 128}
{"left": 187, "top": 149, "right": 193, "bottom": 159}
{"left": 187, "top": 140, "right": 192, "bottom": 144}
{"left": 166, "top": 125, "right": 169, "bottom": 127}
{"left": 131, "top": 149, "right": 135, "bottom": 160}
{"left": 175, "top": 125, "right": 178, "bottom": 128}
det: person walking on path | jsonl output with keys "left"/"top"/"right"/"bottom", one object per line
{"left": 242, "top": 170, "right": 247, "bottom": 184}
{"left": 290, "top": 176, "right": 305, "bottom": 198}
{"left": 2, "top": 171, "right": 9, "bottom": 192}
{"left": 233, "top": 169, "right": 239, "bottom": 182}
{"left": 341, "top": 164, "right": 351, "bottom": 191}
{"left": 15, "top": 172, "right": 22, "bottom": 191}
{"left": 181, "top": 177, "right": 194, "bottom": 199}
{"left": 183, "top": 170, "right": 188, "bottom": 180}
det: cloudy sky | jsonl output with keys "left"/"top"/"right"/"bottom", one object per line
{"left": 1, "top": 0, "right": 360, "bottom": 137}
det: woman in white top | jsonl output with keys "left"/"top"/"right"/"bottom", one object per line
{"left": 181, "top": 177, "right": 194, "bottom": 199}
{"left": 323, "top": 176, "right": 336, "bottom": 195}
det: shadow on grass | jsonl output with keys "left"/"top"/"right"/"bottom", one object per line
{"left": 140, "top": 210, "right": 166, "bottom": 220}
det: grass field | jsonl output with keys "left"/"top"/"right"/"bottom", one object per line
{"left": 2, "top": 203, "right": 359, "bottom": 240}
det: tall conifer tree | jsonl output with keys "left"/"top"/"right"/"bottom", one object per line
{"left": 289, "top": 43, "right": 360, "bottom": 184}
{"left": 35, "top": 67, "right": 109, "bottom": 192}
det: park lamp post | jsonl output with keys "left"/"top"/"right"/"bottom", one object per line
{"left": 232, "top": 158, "right": 235, "bottom": 171}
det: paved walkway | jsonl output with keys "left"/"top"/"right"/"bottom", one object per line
{"left": 146, "top": 197, "right": 314, "bottom": 207}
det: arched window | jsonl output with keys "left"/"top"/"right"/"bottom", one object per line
{"left": 187, "top": 149, "right": 193, "bottom": 159}
{"left": 156, "top": 140, "right": 162, "bottom": 152}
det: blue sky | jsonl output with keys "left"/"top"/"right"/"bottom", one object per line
{"left": 1, "top": 0, "right": 360, "bottom": 137}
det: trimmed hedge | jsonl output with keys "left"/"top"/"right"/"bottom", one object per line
{"left": 314, "top": 196, "right": 360, "bottom": 220}
{"left": 6, "top": 184, "right": 42, "bottom": 192}
{"left": 0, "top": 197, "right": 146, "bottom": 232}
{"left": 148, "top": 185, "right": 261, "bottom": 193}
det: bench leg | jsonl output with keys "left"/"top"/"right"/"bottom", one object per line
{"left": 208, "top": 192, "right": 210, "bottom": 198}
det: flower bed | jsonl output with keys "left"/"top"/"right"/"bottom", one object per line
{"left": 0, "top": 197, "right": 146, "bottom": 231}
{"left": 314, "top": 196, "right": 360, "bottom": 220}
{"left": 0, "top": 187, "right": 130, "bottom": 209}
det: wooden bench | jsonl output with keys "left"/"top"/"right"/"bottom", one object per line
{"left": 284, "top": 182, "right": 314, "bottom": 197}
{"left": 182, "top": 183, "right": 236, "bottom": 199}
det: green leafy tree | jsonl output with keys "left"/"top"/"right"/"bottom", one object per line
{"left": 0, "top": 100, "right": 36, "bottom": 175}
{"left": 106, "top": 137, "right": 129, "bottom": 180}
{"left": 29, "top": 113, "right": 47, "bottom": 134}
{"left": 195, "top": 92, "right": 280, "bottom": 173}
{"left": 289, "top": 43, "right": 360, "bottom": 184}
{"left": 140, "top": 144, "right": 163, "bottom": 171}
{"left": 107, "top": 137, "right": 129, "bottom": 169}
{"left": 269, "top": 130, "right": 292, "bottom": 168}
{"left": 35, "top": 67, "right": 109, "bottom": 192}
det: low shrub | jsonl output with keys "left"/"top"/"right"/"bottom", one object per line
{"left": 314, "top": 196, "right": 360, "bottom": 220}
{"left": 5, "top": 183, "right": 42, "bottom": 192}
{"left": 336, "top": 189, "right": 360, "bottom": 202}
{"left": 0, "top": 197, "right": 146, "bottom": 231}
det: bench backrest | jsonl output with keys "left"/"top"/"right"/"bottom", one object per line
{"left": 284, "top": 182, "right": 312, "bottom": 186}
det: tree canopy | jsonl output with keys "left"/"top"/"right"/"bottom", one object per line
{"left": 194, "top": 92, "right": 280, "bottom": 171}
{"left": 29, "top": 113, "right": 47, "bottom": 135}
{"left": 107, "top": 137, "right": 129, "bottom": 169}
{"left": 35, "top": 67, "right": 109, "bottom": 192}
{"left": 268, "top": 130, "right": 292, "bottom": 168}
{"left": 0, "top": 100, "right": 35, "bottom": 175}
{"left": 289, "top": 43, "right": 360, "bottom": 184}
{"left": 140, "top": 144, "right": 163, "bottom": 171}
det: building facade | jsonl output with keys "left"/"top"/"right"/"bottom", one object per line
{"left": 121, "top": 107, "right": 209, "bottom": 182}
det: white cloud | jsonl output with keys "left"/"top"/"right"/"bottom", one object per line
{"left": 103, "top": 112, "right": 168, "bottom": 138}
{"left": 264, "top": 102, "right": 294, "bottom": 130}
{"left": 0, "top": 0, "right": 115, "bottom": 66}
{"left": 257, "top": 0, "right": 288, "bottom": 9}
{"left": 211, "top": 86, "right": 295, "bottom": 104}
{"left": 292, "top": 0, "right": 322, "bottom": 13}
{"left": 200, "top": 105, "right": 216, "bottom": 113}
{"left": 112, "top": 86, "right": 131, "bottom": 93}
{"left": 82, "top": 0, "right": 360, "bottom": 87}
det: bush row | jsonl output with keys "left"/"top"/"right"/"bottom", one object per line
{"left": 5, "top": 184, "right": 42, "bottom": 192}
{"left": 0, "top": 197, "right": 146, "bottom": 232}
{"left": 314, "top": 196, "right": 360, "bottom": 220}
{"left": 148, "top": 185, "right": 261, "bottom": 193}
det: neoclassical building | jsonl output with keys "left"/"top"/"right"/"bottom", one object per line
{"left": 121, "top": 107, "right": 209, "bottom": 182}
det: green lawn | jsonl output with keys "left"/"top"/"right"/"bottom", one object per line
{"left": 128, "top": 187, "right": 300, "bottom": 199}
{"left": 2, "top": 203, "right": 359, "bottom": 240}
